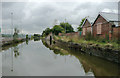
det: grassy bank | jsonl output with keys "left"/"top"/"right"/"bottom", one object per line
{"left": 2, "top": 38, "right": 26, "bottom": 47}
{"left": 54, "top": 35, "right": 119, "bottom": 50}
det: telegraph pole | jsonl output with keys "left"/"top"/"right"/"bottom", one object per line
{"left": 11, "top": 12, "right": 14, "bottom": 72}
{"left": 65, "top": 18, "right": 66, "bottom": 33}
{"left": 11, "top": 12, "right": 13, "bottom": 38}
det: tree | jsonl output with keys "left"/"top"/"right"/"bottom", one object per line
{"left": 60, "top": 22, "right": 74, "bottom": 33}
{"left": 13, "top": 28, "right": 19, "bottom": 39}
{"left": 42, "top": 28, "right": 52, "bottom": 37}
{"left": 26, "top": 34, "right": 28, "bottom": 39}
{"left": 52, "top": 25, "right": 64, "bottom": 35}
{"left": 77, "top": 17, "right": 86, "bottom": 31}
{"left": 41, "top": 22, "right": 74, "bottom": 36}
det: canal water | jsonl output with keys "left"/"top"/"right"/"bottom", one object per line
{"left": 1, "top": 39, "right": 120, "bottom": 76}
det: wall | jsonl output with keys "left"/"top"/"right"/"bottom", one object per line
{"left": 92, "top": 14, "right": 110, "bottom": 38}
{"left": 58, "top": 32, "right": 80, "bottom": 38}
{"left": 112, "top": 26, "right": 120, "bottom": 40}
{"left": 65, "top": 32, "right": 79, "bottom": 36}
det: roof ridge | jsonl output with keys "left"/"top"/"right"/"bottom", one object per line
{"left": 99, "top": 12, "right": 119, "bottom": 15}
{"left": 86, "top": 16, "right": 95, "bottom": 19}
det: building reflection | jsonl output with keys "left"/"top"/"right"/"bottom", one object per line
{"left": 42, "top": 39, "right": 120, "bottom": 76}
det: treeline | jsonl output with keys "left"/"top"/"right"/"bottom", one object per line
{"left": 42, "top": 22, "right": 74, "bottom": 37}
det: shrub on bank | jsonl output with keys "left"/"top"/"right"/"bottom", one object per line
{"left": 84, "top": 32, "right": 93, "bottom": 41}
{"left": 55, "top": 33, "right": 119, "bottom": 50}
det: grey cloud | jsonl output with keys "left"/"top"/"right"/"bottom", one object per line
{"left": 2, "top": 2, "right": 15, "bottom": 8}
{"left": 2, "top": 2, "right": 26, "bottom": 20}
{"left": 1, "top": 2, "right": 118, "bottom": 34}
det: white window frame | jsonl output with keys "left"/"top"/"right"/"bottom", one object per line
{"left": 97, "top": 23, "right": 102, "bottom": 34}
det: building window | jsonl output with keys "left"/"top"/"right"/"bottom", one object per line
{"left": 97, "top": 23, "right": 102, "bottom": 34}
{"left": 83, "top": 28, "right": 86, "bottom": 35}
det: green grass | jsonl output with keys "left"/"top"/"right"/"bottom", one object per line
{"left": 54, "top": 35, "right": 119, "bottom": 50}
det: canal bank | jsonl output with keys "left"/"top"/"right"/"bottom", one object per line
{"left": 1, "top": 39, "right": 28, "bottom": 51}
{"left": 2, "top": 38, "right": 26, "bottom": 47}
{"left": 56, "top": 40, "right": 120, "bottom": 63}
{"left": 46, "top": 36, "right": 120, "bottom": 64}
{"left": 42, "top": 39, "right": 120, "bottom": 76}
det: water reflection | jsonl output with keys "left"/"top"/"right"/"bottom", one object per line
{"left": 34, "top": 37, "right": 40, "bottom": 41}
{"left": 42, "top": 39, "right": 120, "bottom": 76}
{"left": 2, "top": 39, "right": 120, "bottom": 76}
{"left": 2, "top": 42, "right": 25, "bottom": 73}
{"left": 11, "top": 48, "right": 13, "bottom": 72}
{"left": 42, "top": 40, "right": 69, "bottom": 56}
{"left": 26, "top": 39, "right": 29, "bottom": 45}
{"left": 13, "top": 46, "right": 19, "bottom": 58}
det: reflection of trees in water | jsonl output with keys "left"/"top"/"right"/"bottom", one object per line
{"left": 64, "top": 48, "right": 120, "bottom": 76}
{"left": 34, "top": 37, "right": 40, "bottom": 41}
{"left": 26, "top": 39, "right": 29, "bottom": 45}
{"left": 67, "top": 49, "right": 120, "bottom": 76}
{"left": 42, "top": 40, "right": 120, "bottom": 76}
{"left": 14, "top": 46, "right": 19, "bottom": 58}
{"left": 42, "top": 40, "right": 68, "bottom": 56}
{"left": 2, "top": 40, "right": 24, "bottom": 51}
{"left": 53, "top": 49, "right": 64, "bottom": 55}
{"left": 42, "top": 40, "right": 51, "bottom": 49}
{"left": 11, "top": 46, "right": 19, "bottom": 72}
{"left": 11, "top": 43, "right": 23, "bottom": 72}
{"left": 2, "top": 41, "right": 24, "bottom": 72}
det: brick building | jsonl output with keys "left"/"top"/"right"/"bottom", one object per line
{"left": 92, "top": 12, "right": 120, "bottom": 40}
{"left": 82, "top": 17, "right": 95, "bottom": 36}
{"left": 59, "top": 32, "right": 79, "bottom": 37}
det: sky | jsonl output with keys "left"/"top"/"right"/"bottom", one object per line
{"left": 1, "top": 0, "right": 119, "bottom": 35}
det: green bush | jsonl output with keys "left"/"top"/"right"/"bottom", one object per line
{"left": 68, "top": 39, "right": 73, "bottom": 42}
{"left": 84, "top": 32, "right": 93, "bottom": 41}
{"left": 84, "top": 32, "right": 109, "bottom": 43}
{"left": 110, "top": 37, "right": 120, "bottom": 44}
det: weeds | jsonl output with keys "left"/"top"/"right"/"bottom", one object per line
{"left": 55, "top": 34, "right": 119, "bottom": 50}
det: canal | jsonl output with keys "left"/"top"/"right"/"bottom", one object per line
{"left": 1, "top": 39, "right": 120, "bottom": 76}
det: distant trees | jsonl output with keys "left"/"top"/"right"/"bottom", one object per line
{"left": 77, "top": 17, "right": 86, "bottom": 31}
{"left": 26, "top": 34, "right": 28, "bottom": 39}
{"left": 60, "top": 22, "right": 74, "bottom": 33}
{"left": 52, "top": 25, "right": 64, "bottom": 35}
{"left": 42, "top": 22, "right": 74, "bottom": 36}
{"left": 34, "top": 34, "right": 40, "bottom": 37}
{"left": 13, "top": 28, "right": 19, "bottom": 39}
{"left": 42, "top": 28, "right": 52, "bottom": 37}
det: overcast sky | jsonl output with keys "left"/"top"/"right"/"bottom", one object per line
{"left": 1, "top": 1, "right": 119, "bottom": 34}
